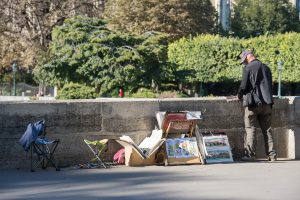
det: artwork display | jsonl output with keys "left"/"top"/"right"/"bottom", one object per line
{"left": 202, "top": 135, "right": 233, "bottom": 163}
{"left": 165, "top": 137, "right": 199, "bottom": 158}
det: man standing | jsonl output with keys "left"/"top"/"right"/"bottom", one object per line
{"left": 238, "top": 50, "right": 277, "bottom": 161}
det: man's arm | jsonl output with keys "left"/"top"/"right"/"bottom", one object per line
{"left": 237, "top": 68, "right": 250, "bottom": 99}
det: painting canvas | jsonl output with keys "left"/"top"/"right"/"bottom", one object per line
{"left": 202, "top": 135, "right": 233, "bottom": 164}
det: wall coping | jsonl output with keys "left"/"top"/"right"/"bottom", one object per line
{"left": 3, "top": 96, "right": 298, "bottom": 104}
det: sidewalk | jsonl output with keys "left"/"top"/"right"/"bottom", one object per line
{"left": 1, "top": 160, "right": 299, "bottom": 200}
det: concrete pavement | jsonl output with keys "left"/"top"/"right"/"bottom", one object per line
{"left": 1, "top": 160, "right": 300, "bottom": 200}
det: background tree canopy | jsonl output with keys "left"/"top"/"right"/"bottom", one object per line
{"left": 34, "top": 16, "right": 169, "bottom": 96}
{"left": 104, "top": 0, "right": 217, "bottom": 39}
{"left": 36, "top": 13, "right": 300, "bottom": 98}
{"left": 231, "top": 0, "right": 300, "bottom": 38}
{"left": 0, "top": 0, "right": 105, "bottom": 71}
{"left": 2, "top": 1, "right": 300, "bottom": 97}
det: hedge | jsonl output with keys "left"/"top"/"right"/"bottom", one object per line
{"left": 168, "top": 32, "right": 300, "bottom": 84}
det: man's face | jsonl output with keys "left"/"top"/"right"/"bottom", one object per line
{"left": 243, "top": 56, "right": 248, "bottom": 65}
{"left": 242, "top": 55, "right": 250, "bottom": 65}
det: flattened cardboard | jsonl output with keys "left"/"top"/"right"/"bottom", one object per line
{"left": 114, "top": 138, "right": 165, "bottom": 166}
{"left": 166, "top": 157, "right": 201, "bottom": 165}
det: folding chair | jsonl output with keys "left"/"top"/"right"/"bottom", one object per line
{"left": 19, "top": 120, "right": 60, "bottom": 172}
{"left": 84, "top": 139, "right": 110, "bottom": 168}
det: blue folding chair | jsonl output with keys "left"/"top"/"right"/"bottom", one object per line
{"left": 19, "top": 120, "right": 60, "bottom": 172}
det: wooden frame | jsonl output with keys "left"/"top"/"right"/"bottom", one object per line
{"left": 160, "top": 112, "right": 203, "bottom": 166}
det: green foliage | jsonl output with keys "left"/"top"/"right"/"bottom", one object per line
{"left": 56, "top": 83, "right": 96, "bottom": 99}
{"left": 128, "top": 88, "right": 158, "bottom": 98}
{"left": 157, "top": 90, "right": 188, "bottom": 98}
{"left": 168, "top": 33, "right": 300, "bottom": 84}
{"left": 34, "top": 16, "right": 169, "bottom": 96}
{"left": 168, "top": 35, "right": 242, "bottom": 84}
{"left": 231, "top": 0, "right": 300, "bottom": 38}
{"left": 242, "top": 33, "right": 300, "bottom": 83}
{"left": 126, "top": 88, "right": 186, "bottom": 98}
{"left": 35, "top": 15, "right": 300, "bottom": 98}
{"left": 104, "top": 0, "right": 217, "bottom": 38}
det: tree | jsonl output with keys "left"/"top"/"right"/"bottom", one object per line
{"left": 104, "top": 0, "right": 217, "bottom": 39}
{"left": 34, "top": 16, "right": 169, "bottom": 95}
{"left": 231, "top": 0, "right": 300, "bottom": 38}
{"left": 0, "top": 0, "right": 105, "bottom": 71}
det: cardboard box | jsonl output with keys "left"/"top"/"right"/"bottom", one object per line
{"left": 165, "top": 157, "right": 201, "bottom": 165}
{"left": 114, "top": 138, "right": 165, "bottom": 166}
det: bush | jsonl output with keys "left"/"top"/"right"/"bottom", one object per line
{"left": 168, "top": 33, "right": 300, "bottom": 84}
{"left": 128, "top": 88, "right": 157, "bottom": 98}
{"left": 56, "top": 83, "right": 96, "bottom": 99}
{"left": 126, "top": 88, "right": 187, "bottom": 98}
{"left": 158, "top": 91, "right": 188, "bottom": 98}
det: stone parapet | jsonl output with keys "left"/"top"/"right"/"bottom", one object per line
{"left": 0, "top": 97, "right": 299, "bottom": 169}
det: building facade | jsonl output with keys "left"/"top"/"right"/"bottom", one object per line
{"left": 210, "top": 0, "right": 231, "bottom": 31}
{"left": 211, "top": 0, "right": 300, "bottom": 31}
{"left": 290, "top": 0, "right": 300, "bottom": 19}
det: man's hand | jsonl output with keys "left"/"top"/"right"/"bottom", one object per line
{"left": 226, "top": 96, "right": 240, "bottom": 103}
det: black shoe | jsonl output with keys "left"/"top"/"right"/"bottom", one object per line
{"left": 241, "top": 156, "right": 255, "bottom": 161}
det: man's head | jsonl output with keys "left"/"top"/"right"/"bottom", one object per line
{"left": 240, "top": 50, "right": 255, "bottom": 65}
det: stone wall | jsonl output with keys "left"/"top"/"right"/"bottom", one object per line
{"left": 0, "top": 97, "right": 299, "bottom": 169}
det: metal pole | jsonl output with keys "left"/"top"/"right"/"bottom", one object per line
{"left": 277, "top": 61, "right": 283, "bottom": 98}
{"left": 13, "top": 71, "right": 16, "bottom": 96}
{"left": 12, "top": 63, "right": 17, "bottom": 96}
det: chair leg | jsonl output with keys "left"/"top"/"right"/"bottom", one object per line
{"left": 31, "top": 145, "right": 44, "bottom": 172}
{"left": 85, "top": 142, "right": 107, "bottom": 168}
{"left": 95, "top": 154, "right": 107, "bottom": 168}
{"left": 30, "top": 145, "right": 35, "bottom": 172}
{"left": 32, "top": 144, "right": 44, "bottom": 171}
{"left": 48, "top": 141, "right": 60, "bottom": 171}
{"left": 32, "top": 142, "right": 60, "bottom": 171}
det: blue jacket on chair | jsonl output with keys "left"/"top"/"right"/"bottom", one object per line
{"left": 19, "top": 120, "right": 45, "bottom": 151}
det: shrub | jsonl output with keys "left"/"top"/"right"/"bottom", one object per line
{"left": 169, "top": 33, "right": 300, "bottom": 84}
{"left": 128, "top": 88, "right": 158, "bottom": 98}
{"left": 158, "top": 91, "right": 188, "bottom": 98}
{"left": 56, "top": 83, "right": 96, "bottom": 99}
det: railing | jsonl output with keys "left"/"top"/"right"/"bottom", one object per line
{"left": 0, "top": 83, "right": 54, "bottom": 97}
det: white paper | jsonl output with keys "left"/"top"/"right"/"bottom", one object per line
{"left": 119, "top": 129, "right": 163, "bottom": 158}
{"left": 186, "top": 111, "right": 202, "bottom": 120}
{"left": 155, "top": 112, "right": 166, "bottom": 129}
{"left": 139, "top": 129, "right": 163, "bottom": 156}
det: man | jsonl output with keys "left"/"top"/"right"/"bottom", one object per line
{"left": 237, "top": 50, "right": 277, "bottom": 161}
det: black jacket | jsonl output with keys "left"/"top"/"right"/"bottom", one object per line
{"left": 238, "top": 59, "right": 273, "bottom": 105}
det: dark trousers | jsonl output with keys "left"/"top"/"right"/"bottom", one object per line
{"left": 244, "top": 104, "right": 277, "bottom": 158}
